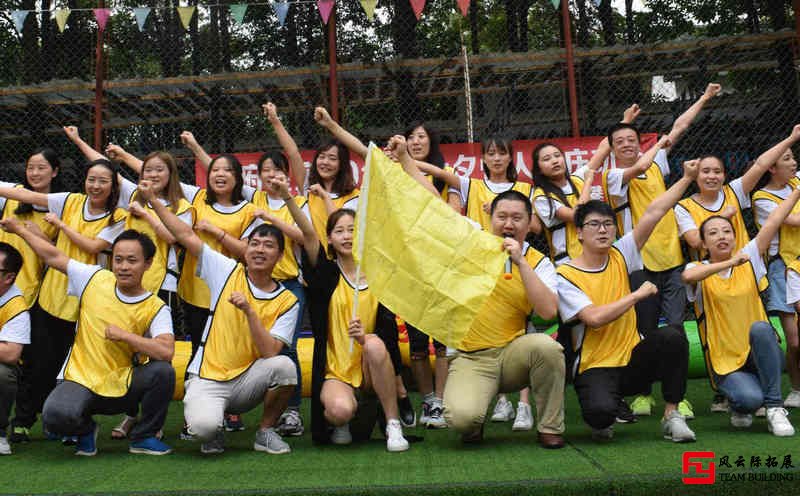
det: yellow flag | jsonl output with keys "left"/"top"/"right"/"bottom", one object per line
{"left": 355, "top": 144, "right": 506, "bottom": 349}
{"left": 359, "top": 0, "right": 377, "bottom": 20}
{"left": 54, "top": 8, "right": 70, "bottom": 33}
{"left": 177, "top": 6, "right": 196, "bottom": 30}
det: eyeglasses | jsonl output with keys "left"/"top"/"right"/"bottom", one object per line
{"left": 582, "top": 220, "right": 616, "bottom": 231}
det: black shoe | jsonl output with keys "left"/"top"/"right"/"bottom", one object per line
{"left": 615, "top": 398, "right": 637, "bottom": 424}
{"left": 398, "top": 396, "right": 416, "bottom": 428}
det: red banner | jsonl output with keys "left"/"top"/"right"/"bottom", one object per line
{"left": 194, "top": 134, "right": 658, "bottom": 194}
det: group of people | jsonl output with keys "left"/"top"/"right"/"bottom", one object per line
{"left": 0, "top": 82, "right": 798, "bottom": 459}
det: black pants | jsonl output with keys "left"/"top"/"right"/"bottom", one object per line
{"left": 42, "top": 361, "right": 175, "bottom": 441}
{"left": 182, "top": 301, "right": 209, "bottom": 357}
{"left": 407, "top": 323, "right": 446, "bottom": 358}
{"left": 0, "top": 363, "right": 19, "bottom": 435}
{"left": 573, "top": 325, "right": 688, "bottom": 429}
{"left": 630, "top": 266, "right": 687, "bottom": 334}
{"left": 375, "top": 305, "right": 402, "bottom": 375}
{"left": 11, "top": 304, "right": 75, "bottom": 430}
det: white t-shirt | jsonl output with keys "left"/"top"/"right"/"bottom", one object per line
{"left": 786, "top": 267, "right": 800, "bottom": 306}
{"left": 180, "top": 183, "right": 264, "bottom": 238}
{"left": 450, "top": 176, "right": 515, "bottom": 206}
{"left": 65, "top": 260, "right": 173, "bottom": 338}
{"left": 674, "top": 177, "right": 749, "bottom": 236}
{"left": 532, "top": 180, "right": 581, "bottom": 266}
{"left": 753, "top": 184, "right": 793, "bottom": 257}
{"left": 0, "top": 285, "right": 30, "bottom": 345}
{"left": 46, "top": 192, "right": 127, "bottom": 261}
{"left": 604, "top": 149, "right": 670, "bottom": 233}
{"left": 683, "top": 240, "right": 766, "bottom": 316}
{"left": 0, "top": 182, "right": 49, "bottom": 218}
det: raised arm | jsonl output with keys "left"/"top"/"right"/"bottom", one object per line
{"left": 141, "top": 182, "right": 203, "bottom": 258}
{"left": 105, "top": 144, "right": 144, "bottom": 175}
{"left": 577, "top": 281, "right": 657, "bottom": 328}
{"left": 128, "top": 197, "right": 178, "bottom": 245}
{"left": 414, "top": 161, "right": 461, "bottom": 189}
{"left": 666, "top": 83, "right": 721, "bottom": 146}
{"left": 754, "top": 187, "right": 800, "bottom": 254}
{"left": 63, "top": 126, "right": 106, "bottom": 162}
{"left": 273, "top": 176, "right": 321, "bottom": 266}
{"left": 633, "top": 158, "right": 698, "bottom": 250}
{"left": 314, "top": 106, "right": 368, "bottom": 159}
{"left": 229, "top": 292, "right": 285, "bottom": 357}
{"left": 504, "top": 237, "right": 557, "bottom": 320}
{"left": 0, "top": 218, "right": 69, "bottom": 273}
{"left": 387, "top": 136, "right": 440, "bottom": 197}
{"left": 44, "top": 213, "right": 110, "bottom": 255}
{"left": 0, "top": 186, "right": 49, "bottom": 209}
{"left": 682, "top": 253, "right": 749, "bottom": 284}
{"left": 254, "top": 209, "right": 304, "bottom": 244}
{"left": 741, "top": 124, "right": 800, "bottom": 195}
{"left": 264, "top": 102, "right": 306, "bottom": 189}
{"left": 180, "top": 131, "right": 213, "bottom": 168}
{"left": 620, "top": 135, "right": 671, "bottom": 183}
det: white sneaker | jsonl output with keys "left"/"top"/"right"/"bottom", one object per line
{"left": 385, "top": 419, "right": 409, "bottom": 452}
{"left": 330, "top": 424, "right": 352, "bottom": 445}
{"left": 730, "top": 411, "right": 753, "bottom": 428}
{"left": 767, "top": 407, "right": 796, "bottom": 437}
{"left": 512, "top": 402, "right": 534, "bottom": 431}
{"left": 785, "top": 390, "right": 800, "bottom": 408}
{"left": 0, "top": 436, "right": 10, "bottom": 455}
{"left": 426, "top": 401, "right": 447, "bottom": 429}
{"left": 490, "top": 397, "right": 514, "bottom": 422}
{"left": 662, "top": 410, "right": 696, "bottom": 443}
{"left": 710, "top": 394, "right": 729, "bottom": 413}
{"left": 755, "top": 406, "right": 766, "bottom": 417}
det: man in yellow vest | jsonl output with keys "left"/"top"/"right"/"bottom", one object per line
{"left": 0, "top": 243, "right": 29, "bottom": 455}
{"left": 142, "top": 182, "right": 299, "bottom": 455}
{"left": 0, "top": 220, "right": 176, "bottom": 456}
{"left": 556, "top": 160, "right": 699, "bottom": 443}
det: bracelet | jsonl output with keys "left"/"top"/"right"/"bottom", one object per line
{"left": 218, "top": 230, "right": 226, "bottom": 242}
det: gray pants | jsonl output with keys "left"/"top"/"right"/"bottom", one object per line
{"left": 0, "top": 363, "right": 18, "bottom": 436}
{"left": 630, "top": 265, "right": 687, "bottom": 332}
{"left": 183, "top": 356, "right": 296, "bottom": 441}
{"left": 42, "top": 361, "right": 175, "bottom": 442}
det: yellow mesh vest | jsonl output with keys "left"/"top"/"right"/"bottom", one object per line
{"left": 557, "top": 248, "right": 641, "bottom": 374}
{"left": 197, "top": 265, "right": 298, "bottom": 381}
{"left": 533, "top": 177, "right": 584, "bottom": 263}
{"left": 425, "top": 166, "right": 456, "bottom": 203}
{"left": 460, "top": 246, "right": 547, "bottom": 352}
{"left": 694, "top": 260, "right": 768, "bottom": 376}
{"left": 0, "top": 290, "right": 29, "bottom": 364}
{"left": 64, "top": 270, "right": 165, "bottom": 397}
{"left": 38, "top": 194, "right": 125, "bottom": 321}
{"left": 752, "top": 179, "right": 800, "bottom": 265}
{"left": 251, "top": 191, "right": 306, "bottom": 281}
{"left": 307, "top": 188, "right": 360, "bottom": 256}
{"left": 465, "top": 179, "right": 532, "bottom": 231}
{"left": 178, "top": 190, "right": 259, "bottom": 308}
{"left": 324, "top": 272, "right": 378, "bottom": 388}
{"left": 677, "top": 186, "right": 750, "bottom": 260}
{"left": 125, "top": 198, "right": 194, "bottom": 294}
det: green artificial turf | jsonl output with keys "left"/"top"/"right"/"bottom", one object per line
{"left": 4, "top": 377, "right": 800, "bottom": 496}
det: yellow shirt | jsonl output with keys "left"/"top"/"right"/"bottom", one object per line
{"left": 307, "top": 188, "right": 359, "bottom": 255}
{"left": 677, "top": 185, "right": 750, "bottom": 260}
{"left": 463, "top": 179, "right": 532, "bottom": 231}
{"left": 251, "top": 191, "right": 307, "bottom": 281}
{"left": 752, "top": 178, "right": 800, "bottom": 265}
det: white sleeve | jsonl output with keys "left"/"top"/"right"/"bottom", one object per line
{"left": 97, "top": 218, "right": 126, "bottom": 244}
{"left": 341, "top": 196, "right": 358, "bottom": 211}
{"left": 729, "top": 178, "right": 751, "bottom": 209}
{"left": 753, "top": 198, "right": 777, "bottom": 228}
{"left": 177, "top": 209, "right": 193, "bottom": 226}
{"left": 456, "top": 176, "right": 471, "bottom": 205}
{"left": 197, "top": 244, "right": 237, "bottom": 297}
{"left": 533, "top": 195, "right": 565, "bottom": 228}
{"left": 181, "top": 183, "right": 201, "bottom": 204}
{"left": 605, "top": 168, "right": 628, "bottom": 199}
{"left": 683, "top": 262, "right": 701, "bottom": 303}
{"left": 572, "top": 166, "right": 590, "bottom": 181}
{"left": 653, "top": 148, "right": 670, "bottom": 178}
{"left": 47, "top": 192, "right": 71, "bottom": 219}
{"left": 242, "top": 185, "right": 257, "bottom": 203}
{"left": 613, "top": 232, "right": 643, "bottom": 273}
{"left": 532, "top": 257, "right": 558, "bottom": 295}
{"left": 269, "top": 301, "right": 300, "bottom": 346}
{"left": 299, "top": 202, "right": 311, "bottom": 222}
{"left": 241, "top": 217, "right": 264, "bottom": 239}
{"left": 66, "top": 260, "right": 102, "bottom": 297}
{"left": 557, "top": 274, "right": 593, "bottom": 323}
{"left": 0, "top": 311, "right": 30, "bottom": 345}
{"left": 118, "top": 176, "right": 138, "bottom": 208}
{"left": 674, "top": 204, "right": 697, "bottom": 236}
{"left": 742, "top": 239, "right": 767, "bottom": 282}
{"left": 146, "top": 306, "right": 173, "bottom": 338}
{"left": 787, "top": 269, "right": 800, "bottom": 306}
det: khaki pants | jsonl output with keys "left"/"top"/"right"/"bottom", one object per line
{"left": 443, "top": 333, "right": 565, "bottom": 435}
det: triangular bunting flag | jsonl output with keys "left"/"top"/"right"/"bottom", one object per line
{"left": 317, "top": 0, "right": 334, "bottom": 24}
{"left": 409, "top": 0, "right": 425, "bottom": 20}
{"left": 177, "top": 6, "right": 196, "bottom": 30}
{"left": 229, "top": 4, "right": 247, "bottom": 24}
{"left": 550, "top": 0, "right": 561, "bottom": 8}
{"left": 133, "top": 7, "right": 151, "bottom": 31}
{"left": 456, "top": 0, "right": 469, "bottom": 16}
{"left": 11, "top": 10, "right": 29, "bottom": 34}
{"left": 54, "top": 8, "right": 71, "bottom": 33}
{"left": 273, "top": 1, "right": 290, "bottom": 27}
{"left": 359, "top": 0, "right": 377, "bottom": 20}
{"left": 93, "top": 8, "right": 111, "bottom": 32}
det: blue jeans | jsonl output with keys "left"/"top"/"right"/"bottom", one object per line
{"left": 716, "top": 321, "right": 785, "bottom": 413}
{"left": 280, "top": 278, "right": 305, "bottom": 409}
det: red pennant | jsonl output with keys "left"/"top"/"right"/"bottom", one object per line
{"left": 93, "top": 8, "right": 111, "bottom": 32}
{"left": 456, "top": 0, "right": 469, "bottom": 16}
{"left": 318, "top": 0, "right": 334, "bottom": 24}
{"left": 410, "top": 0, "right": 425, "bottom": 20}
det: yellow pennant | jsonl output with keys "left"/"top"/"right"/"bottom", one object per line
{"left": 359, "top": 0, "right": 377, "bottom": 20}
{"left": 54, "top": 8, "right": 71, "bottom": 33}
{"left": 177, "top": 6, "right": 196, "bottom": 30}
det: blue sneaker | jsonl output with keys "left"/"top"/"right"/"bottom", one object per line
{"left": 75, "top": 423, "right": 98, "bottom": 456}
{"left": 129, "top": 436, "right": 172, "bottom": 455}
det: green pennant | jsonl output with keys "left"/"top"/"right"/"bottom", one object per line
{"left": 229, "top": 4, "right": 247, "bottom": 24}
{"left": 550, "top": 0, "right": 560, "bottom": 8}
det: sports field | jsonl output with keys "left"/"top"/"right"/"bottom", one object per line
{"left": 4, "top": 376, "right": 799, "bottom": 496}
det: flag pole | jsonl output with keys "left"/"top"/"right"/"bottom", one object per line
{"left": 351, "top": 143, "right": 373, "bottom": 352}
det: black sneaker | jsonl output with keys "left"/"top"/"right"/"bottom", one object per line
{"left": 9, "top": 426, "right": 30, "bottom": 443}
{"left": 615, "top": 398, "right": 637, "bottom": 424}
{"left": 398, "top": 396, "right": 416, "bottom": 428}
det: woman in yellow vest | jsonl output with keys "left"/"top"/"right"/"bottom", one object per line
{"left": 0, "top": 159, "right": 126, "bottom": 439}
{"left": 279, "top": 172, "right": 409, "bottom": 452}
{"left": 683, "top": 187, "right": 800, "bottom": 437}
{"left": 5, "top": 149, "right": 62, "bottom": 442}
{"left": 751, "top": 130, "right": 800, "bottom": 410}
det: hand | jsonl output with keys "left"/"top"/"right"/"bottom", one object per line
{"left": 703, "top": 83, "right": 722, "bottom": 100}
{"left": 502, "top": 236, "right": 523, "bottom": 265}
{"left": 622, "top": 104, "right": 640, "bottom": 124}
{"left": 790, "top": 124, "right": 800, "bottom": 142}
{"left": 0, "top": 217, "right": 24, "bottom": 234}
{"left": 195, "top": 219, "right": 216, "bottom": 234}
{"left": 105, "top": 324, "right": 127, "bottom": 342}
{"left": 482, "top": 201, "right": 492, "bottom": 214}
{"left": 228, "top": 291, "right": 252, "bottom": 313}
{"left": 386, "top": 135, "right": 409, "bottom": 163}
{"left": 267, "top": 175, "right": 292, "bottom": 199}
{"left": 262, "top": 102, "right": 279, "bottom": 122}
{"left": 63, "top": 125, "right": 80, "bottom": 142}
{"left": 105, "top": 143, "right": 125, "bottom": 160}
{"left": 137, "top": 179, "right": 157, "bottom": 203}
{"left": 730, "top": 251, "right": 749, "bottom": 267}
{"left": 128, "top": 200, "right": 147, "bottom": 218}
{"left": 657, "top": 135, "right": 672, "bottom": 149}
{"left": 682, "top": 159, "right": 699, "bottom": 181}
{"left": 180, "top": 131, "right": 199, "bottom": 149}
{"left": 253, "top": 209, "right": 275, "bottom": 225}
{"left": 43, "top": 213, "right": 64, "bottom": 229}
{"left": 347, "top": 318, "right": 365, "bottom": 345}
{"left": 633, "top": 281, "right": 658, "bottom": 300}
{"left": 721, "top": 205, "right": 737, "bottom": 219}
{"left": 313, "top": 107, "right": 333, "bottom": 128}
{"left": 23, "top": 221, "right": 44, "bottom": 238}
{"left": 308, "top": 183, "right": 329, "bottom": 199}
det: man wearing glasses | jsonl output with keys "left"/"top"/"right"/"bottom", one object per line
{"left": 556, "top": 158, "right": 699, "bottom": 443}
